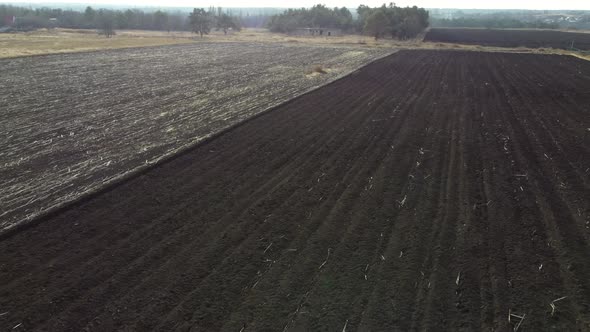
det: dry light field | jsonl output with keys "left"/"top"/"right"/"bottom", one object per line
{"left": 0, "top": 28, "right": 398, "bottom": 58}
{"left": 0, "top": 27, "right": 589, "bottom": 332}
{"left": 0, "top": 42, "right": 389, "bottom": 231}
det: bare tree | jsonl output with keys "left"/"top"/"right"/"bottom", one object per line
{"left": 189, "top": 8, "right": 211, "bottom": 38}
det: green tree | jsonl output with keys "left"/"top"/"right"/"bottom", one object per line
{"left": 358, "top": 4, "right": 429, "bottom": 39}
{"left": 267, "top": 5, "right": 355, "bottom": 33}
{"left": 365, "top": 9, "right": 388, "bottom": 39}
{"left": 98, "top": 10, "right": 115, "bottom": 38}
{"left": 84, "top": 6, "right": 95, "bottom": 27}
{"left": 153, "top": 10, "right": 168, "bottom": 31}
{"left": 189, "top": 8, "right": 211, "bottom": 37}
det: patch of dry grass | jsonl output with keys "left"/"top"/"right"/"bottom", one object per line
{"left": 0, "top": 27, "right": 420, "bottom": 59}
{"left": 305, "top": 64, "right": 329, "bottom": 77}
{"left": 563, "top": 51, "right": 590, "bottom": 61}
{"left": 311, "top": 65, "right": 327, "bottom": 74}
{"left": 0, "top": 28, "right": 195, "bottom": 58}
{"left": 1, "top": 27, "right": 589, "bottom": 62}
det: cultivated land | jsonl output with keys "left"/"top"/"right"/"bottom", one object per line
{"left": 0, "top": 28, "right": 402, "bottom": 58}
{"left": 0, "top": 28, "right": 195, "bottom": 58}
{"left": 425, "top": 27, "right": 590, "bottom": 50}
{"left": 0, "top": 42, "right": 390, "bottom": 231}
{"left": 1, "top": 50, "right": 589, "bottom": 331}
{"left": 3, "top": 27, "right": 590, "bottom": 61}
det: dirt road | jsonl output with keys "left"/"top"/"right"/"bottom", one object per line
{"left": 1, "top": 50, "right": 589, "bottom": 331}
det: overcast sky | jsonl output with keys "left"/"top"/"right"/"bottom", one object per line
{"left": 4, "top": 0, "right": 590, "bottom": 10}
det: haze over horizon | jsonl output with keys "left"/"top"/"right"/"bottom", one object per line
{"left": 2, "top": 0, "right": 590, "bottom": 10}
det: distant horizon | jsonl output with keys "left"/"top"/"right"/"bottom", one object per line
{"left": 2, "top": 0, "right": 590, "bottom": 11}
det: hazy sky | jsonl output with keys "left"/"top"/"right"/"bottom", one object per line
{"left": 4, "top": 0, "right": 590, "bottom": 9}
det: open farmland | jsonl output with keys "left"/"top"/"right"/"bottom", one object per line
{"left": 425, "top": 28, "right": 590, "bottom": 50}
{"left": 0, "top": 42, "right": 389, "bottom": 231}
{"left": 1, "top": 50, "right": 589, "bottom": 330}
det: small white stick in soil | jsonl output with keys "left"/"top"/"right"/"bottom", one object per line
{"left": 514, "top": 313, "right": 525, "bottom": 331}
{"left": 550, "top": 296, "right": 568, "bottom": 316}
{"left": 398, "top": 195, "right": 407, "bottom": 207}
{"left": 319, "top": 248, "right": 332, "bottom": 270}
{"left": 342, "top": 319, "right": 349, "bottom": 332}
{"left": 264, "top": 242, "right": 273, "bottom": 254}
{"left": 456, "top": 272, "right": 461, "bottom": 286}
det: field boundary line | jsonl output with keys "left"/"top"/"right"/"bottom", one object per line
{"left": 0, "top": 40, "right": 209, "bottom": 60}
{"left": 0, "top": 49, "right": 397, "bottom": 240}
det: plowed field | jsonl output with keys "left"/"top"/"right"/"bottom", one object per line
{"left": 1, "top": 50, "right": 589, "bottom": 331}
{"left": 425, "top": 28, "right": 590, "bottom": 50}
{"left": 0, "top": 42, "right": 388, "bottom": 231}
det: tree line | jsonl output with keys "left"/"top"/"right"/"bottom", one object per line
{"left": 267, "top": 5, "right": 354, "bottom": 33}
{"left": 188, "top": 7, "right": 242, "bottom": 37}
{"left": 2, "top": 3, "right": 429, "bottom": 39}
{"left": 0, "top": 4, "right": 245, "bottom": 34}
{"left": 0, "top": 5, "right": 188, "bottom": 31}
{"left": 357, "top": 4, "right": 429, "bottom": 39}
{"left": 267, "top": 3, "right": 429, "bottom": 39}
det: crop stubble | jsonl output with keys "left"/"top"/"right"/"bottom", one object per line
{"left": 0, "top": 50, "right": 589, "bottom": 331}
{"left": 0, "top": 42, "right": 389, "bottom": 230}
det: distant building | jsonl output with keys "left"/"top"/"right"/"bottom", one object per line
{"left": 290, "top": 27, "right": 342, "bottom": 37}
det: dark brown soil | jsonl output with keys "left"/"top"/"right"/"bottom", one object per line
{"left": 1, "top": 50, "right": 589, "bottom": 331}
{"left": 425, "top": 28, "right": 590, "bottom": 50}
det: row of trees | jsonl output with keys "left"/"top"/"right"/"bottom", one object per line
{"left": 0, "top": 4, "right": 244, "bottom": 34}
{"left": 2, "top": 3, "right": 429, "bottom": 39}
{"left": 0, "top": 5, "right": 189, "bottom": 31}
{"left": 189, "top": 8, "right": 242, "bottom": 37}
{"left": 266, "top": 3, "right": 429, "bottom": 39}
{"left": 267, "top": 5, "right": 354, "bottom": 33}
{"left": 357, "top": 4, "right": 429, "bottom": 39}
